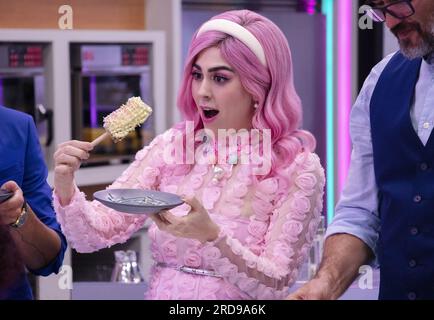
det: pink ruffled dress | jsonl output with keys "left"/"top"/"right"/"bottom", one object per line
{"left": 54, "top": 129, "right": 325, "bottom": 300}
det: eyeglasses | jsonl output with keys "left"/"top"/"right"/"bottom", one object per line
{"left": 367, "top": 0, "right": 415, "bottom": 23}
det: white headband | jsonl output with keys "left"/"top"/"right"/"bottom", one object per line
{"left": 196, "top": 19, "right": 267, "bottom": 67}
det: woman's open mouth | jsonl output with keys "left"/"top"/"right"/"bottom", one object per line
{"left": 203, "top": 109, "right": 219, "bottom": 119}
{"left": 201, "top": 107, "right": 220, "bottom": 122}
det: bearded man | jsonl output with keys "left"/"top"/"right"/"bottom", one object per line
{"left": 288, "top": 0, "right": 434, "bottom": 300}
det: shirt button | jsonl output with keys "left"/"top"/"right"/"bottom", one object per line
{"left": 414, "top": 195, "right": 422, "bottom": 203}
{"left": 423, "top": 122, "right": 430, "bottom": 129}
{"left": 409, "top": 259, "right": 417, "bottom": 268}
{"left": 410, "top": 227, "right": 419, "bottom": 235}
{"left": 420, "top": 163, "right": 429, "bottom": 171}
{"left": 408, "top": 292, "right": 417, "bottom": 300}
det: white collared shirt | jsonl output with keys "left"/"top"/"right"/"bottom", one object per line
{"left": 326, "top": 51, "right": 434, "bottom": 256}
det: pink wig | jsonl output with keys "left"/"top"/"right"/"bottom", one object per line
{"left": 176, "top": 9, "right": 316, "bottom": 179}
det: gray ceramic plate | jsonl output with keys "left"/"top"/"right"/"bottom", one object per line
{"left": 94, "top": 189, "right": 184, "bottom": 215}
{"left": 0, "top": 189, "right": 13, "bottom": 204}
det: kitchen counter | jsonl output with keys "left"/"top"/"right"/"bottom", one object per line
{"left": 72, "top": 276, "right": 379, "bottom": 300}
{"left": 72, "top": 282, "right": 148, "bottom": 300}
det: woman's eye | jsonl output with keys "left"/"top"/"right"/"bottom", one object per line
{"left": 192, "top": 71, "right": 202, "bottom": 80}
{"left": 213, "top": 75, "right": 228, "bottom": 83}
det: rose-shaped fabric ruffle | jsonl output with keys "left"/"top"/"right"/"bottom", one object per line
{"left": 294, "top": 172, "right": 318, "bottom": 196}
{"left": 134, "top": 147, "right": 149, "bottom": 161}
{"left": 256, "top": 177, "right": 279, "bottom": 195}
{"left": 159, "top": 184, "right": 177, "bottom": 194}
{"left": 176, "top": 273, "right": 197, "bottom": 292}
{"left": 138, "top": 167, "right": 160, "bottom": 188}
{"left": 161, "top": 239, "right": 177, "bottom": 258}
{"left": 53, "top": 187, "right": 147, "bottom": 253}
{"left": 236, "top": 165, "right": 253, "bottom": 184}
{"left": 247, "top": 219, "right": 269, "bottom": 239}
{"left": 202, "top": 246, "right": 222, "bottom": 268}
{"left": 290, "top": 192, "right": 312, "bottom": 220}
{"left": 237, "top": 274, "right": 259, "bottom": 292}
{"left": 190, "top": 174, "right": 204, "bottom": 189}
{"left": 251, "top": 198, "right": 273, "bottom": 220}
{"left": 223, "top": 283, "right": 250, "bottom": 299}
{"left": 282, "top": 220, "right": 304, "bottom": 243}
{"left": 219, "top": 203, "right": 242, "bottom": 218}
{"left": 213, "top": 259, "right": 239, "bottom": 278}
{"left": 202, "top": 186, "right": 221, "bottom": 210}
{"left": 226, "top": 182, "right": 249, "bottom": 198}
{"left": 183, "top": 249, "right": 202, "bottom": 268}
{"left": 294, "top": 151, "right": 318, "bottom": 173}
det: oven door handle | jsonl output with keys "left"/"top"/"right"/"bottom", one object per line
{"left": 44, "top": 109, "right": 53, "bottom": 147}
{"left": 37, "top": 104, "right": 53, "bottom": 147}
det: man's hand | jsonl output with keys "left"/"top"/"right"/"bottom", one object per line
{"left": 286, "top": 234, "right": 374, "bottom": 300}
{"left": 0, "top": 181, "right": 25, "bottom": 226}
{"left": 286, "top": 275, "right": 337, "bottom": 300}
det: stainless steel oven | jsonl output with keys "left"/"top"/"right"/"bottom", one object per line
{"left": 0, "top": 43, "right": 53, "bottom": 160}
{"left": 70, "top": 44, "right": 154, "bottom": 167}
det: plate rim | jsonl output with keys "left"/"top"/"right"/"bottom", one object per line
{"left": 93, "top": 188, "right": 184, "bottom": 209}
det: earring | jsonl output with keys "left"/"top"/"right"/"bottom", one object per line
{"left": 254, "top": 102, "right": 259, "bottom": 109}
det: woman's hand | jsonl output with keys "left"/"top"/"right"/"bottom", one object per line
{"left": 150, "top": 196, "right": 220, "bottom": 243}
{"left": 53, "top": 140, "right": 93, "bottom": 206}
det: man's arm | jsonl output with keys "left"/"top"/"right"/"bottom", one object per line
{"left": 287, "top": 233, "right": 373, "bottom": 300}
{"left": 18, "top": 115, "right": 66, "bottom": 273}
{"left": 10, "top": 206, "right": 61, "bottom": 270}
{"left": 1, "top": 181, "right": 61, "bottom": 270}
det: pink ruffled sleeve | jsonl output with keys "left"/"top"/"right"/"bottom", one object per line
{"left": 53, "top": 133, "right": 166, "bottom": 253}
{"left": 207, "top": 152, "right": 325, "bottom": 299}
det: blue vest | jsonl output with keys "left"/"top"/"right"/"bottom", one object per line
{"left": 370, "top": 52, "right": 434, "bottom": 300}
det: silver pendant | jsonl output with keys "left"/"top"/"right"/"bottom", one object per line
{"left": 228, "top": 154, "right": 238, "bottom": 165}
{"left": 211, "top": 165, "right": 224, "bottom": 184}
{"left": 211, "top": 164, "right": 234, "bottom": 185}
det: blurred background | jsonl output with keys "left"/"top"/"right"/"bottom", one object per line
{"left": 0, "top": 0, "right": 393, "bottom": 299}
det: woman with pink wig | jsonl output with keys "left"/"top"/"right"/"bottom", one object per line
{"left": 53, "top": 10, "right": 325, "bottom": 299}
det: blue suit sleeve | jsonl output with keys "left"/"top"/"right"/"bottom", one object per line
{"left": 22, "top": 117, "right": 67, "bottom": 276}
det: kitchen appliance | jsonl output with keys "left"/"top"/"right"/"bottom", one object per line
{"left": 71, "top": 43, "right": 154, "bottom": 167}
{"left": 0, "top": 43, "right": 53, "bottom": 159}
